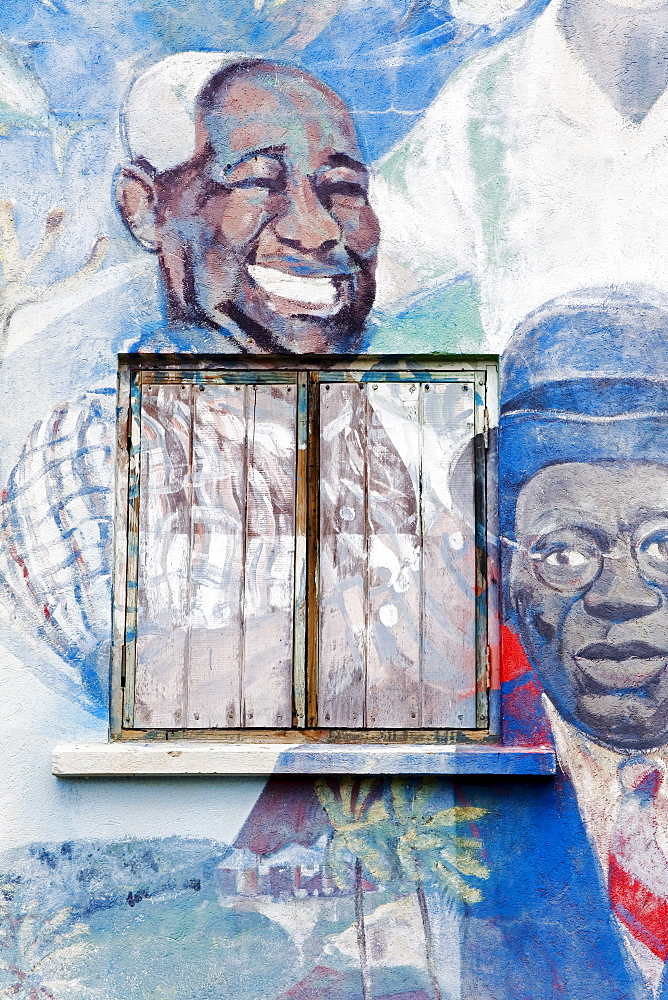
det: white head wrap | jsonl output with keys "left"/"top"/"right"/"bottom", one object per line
{"left": 121, "top": 51, "right": 259, "bottom": 173}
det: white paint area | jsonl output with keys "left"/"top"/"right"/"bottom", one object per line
{"left": 325, "top": 894, "right": 429, "bottom": 970}
{"left": 4, "top": 259, "right": 155, "bottom": 358}
{"left": 123, "top": 51, "right": 254, "bottom": 172}
{"left": 449, "top": 0, "right": 526, "bottom": 24}
{"left": 379, "top": 602, "right": 399, "bottom": 627}
{"left": 247, "top": 265, "right": 340, "bottom": 311}
{"left": 449, "top": 531, "right": 465, "bottom": 550}
{"left": 373, "top": 0, "right": 668, "bottom": 349}
{"left": 323, "top": 890, "right": 463, "bottom": 997}
{"left": 0, "top": 634, "right": 265, "bottom": 850}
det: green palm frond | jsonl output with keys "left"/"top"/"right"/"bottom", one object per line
{"left": 318, "top": 776, "right": 491, "bottom": 907}
{"left": 439, "top": 845, "right": 490, "bottom": 880}
{"left": 387, "top": 778, "right": 490, "bottom": 905}
{"left": 317, "top": 777, "right": 397, "bottom": 890}
{"left": 411, "top": 777, "right": 440, "bottom": 821}
{"left": 424, "top": 806, "right": 488, "bottom": 828}
{"left": 328, "top": 832, "right": 354, "bottom": 890}
{"left": 428, "top": 859, "right": 484, "bottom": 905}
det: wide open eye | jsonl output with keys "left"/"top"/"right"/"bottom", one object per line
{"left": 543, "top": 548, "right": 589, "bottom": 569}
{"left": 637, "top": 525, "right": 668, "bottom": 584}
{"left": 529, "top": 532, "right": 601, "bottom": 592}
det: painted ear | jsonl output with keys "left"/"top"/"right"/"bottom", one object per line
{"left": 116, "top": 165, "right": 160, "bottom": 250}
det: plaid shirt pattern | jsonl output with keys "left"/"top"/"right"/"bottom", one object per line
{"left": 0, "top": 390, "right": 116, "bottom": 706}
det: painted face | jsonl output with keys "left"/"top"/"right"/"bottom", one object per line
{"left": 510, "top": 462, "right": 668, "bottom": 750}
{"left": 152, "top": 65, "right": 379, "bottom": 353}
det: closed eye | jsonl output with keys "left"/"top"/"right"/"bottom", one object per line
{"left": 318, "top": 180, "right": 368, "bottom": 208}
{"left": 228, "top": 176, "right": 286, "bottom": 192}
{"left": 211, "top": 153, "right": 286, "bottom": 193}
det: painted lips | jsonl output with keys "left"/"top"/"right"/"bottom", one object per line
{"left": 575, "top": 641, "right": 668, "bottom": 688}
{"left": 247, "top": 264, "right": 345, "bottom": 315}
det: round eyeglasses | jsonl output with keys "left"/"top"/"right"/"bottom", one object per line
{"left": 505, "top": 522, "right": 668, "bottom": 594}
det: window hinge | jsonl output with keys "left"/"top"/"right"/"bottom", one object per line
{"left": 483, "top": 407, "right": 490, "bottom": 450}
{"left": 485, "top": 645, "right": 491, "bottom": 689}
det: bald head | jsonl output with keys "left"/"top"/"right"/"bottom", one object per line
{"left": 117, "top": 57, "right": 378, "bottom": 353}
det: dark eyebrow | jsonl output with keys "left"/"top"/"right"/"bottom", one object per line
{"left": 322, "top": 152, "right": 369, "bottom": 175}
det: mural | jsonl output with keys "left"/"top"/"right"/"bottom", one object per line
{"left": 0, "top": 0, "right": 668, "bottom": 999}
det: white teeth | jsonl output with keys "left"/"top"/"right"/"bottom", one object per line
{"left": 248, "top": 265, "right": 339, "bottom": 308}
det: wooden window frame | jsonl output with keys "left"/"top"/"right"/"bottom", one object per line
{"left": 111, "top": 354, "right": 499, "bottom": 745}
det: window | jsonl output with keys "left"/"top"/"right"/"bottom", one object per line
{"left": 111, "top": 356, "right": 498, "bottom": 742}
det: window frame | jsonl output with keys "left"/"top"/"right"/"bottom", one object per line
{"left": 110, "top": 354, "right": 499, "bottom": 744}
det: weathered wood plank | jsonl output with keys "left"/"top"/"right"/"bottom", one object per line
{"left": 365, "top": 381, "right": 422, "bottom": 728}
{"left": 53, "top": 742, "right": 557, "bottom": 777}
{"left": 317, "top": 381, "right": 367, "bottom": 727}
{"left": 421, "top": 381, "right": 477, "bottom": 728}
{"left": 306, "top": 372, "right": 320, "bottom": 728}
{"left": 112, "top": 367, "right": 133, "bottom": 733}
{"left": 241, "top": 384, "right": 296, "bottom": 728}
{"left": 293, "top": 372, "right": 309, "bottom": 728}
{"left": 134, "top": 383, "right": 192, "bottom": 728}
{"left": 187, "top": 383, "right": 247, "bottom": 728}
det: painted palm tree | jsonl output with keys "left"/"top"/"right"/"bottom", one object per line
{"left": 386, "top": 778, "right": 489, "bottom": 1000}
{"left": 316, "top": 776, "right": 489, "bottom": 1000}
{"left": 315, "top": 777, "right": 394, "bottom": 1000}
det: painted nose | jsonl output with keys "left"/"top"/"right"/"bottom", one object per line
{"left": 273, "top": 178, "right": 342, "bottom": 252}
{"left": 583, "top": 555, "right": 661, "bottom": 623}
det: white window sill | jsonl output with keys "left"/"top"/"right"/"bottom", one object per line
{"left": 52, "top": 742, "right": 556, "bottom": 777}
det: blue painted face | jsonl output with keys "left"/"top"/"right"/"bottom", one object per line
{"left": 510, "top": 461, "right": 668, "bottom": 750}
{"left": 151, "top": 63, "right": 379, "bottom": 353}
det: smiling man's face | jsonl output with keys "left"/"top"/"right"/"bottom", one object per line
{"left": 510, "top": 461, "right": 668, "bottom": 750}
{"left": 146, "top": 63, "right": 379, "bottom": 352}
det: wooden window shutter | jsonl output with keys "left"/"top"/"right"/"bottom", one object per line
{"left": 116, "top": 361, "right": 493, "bottom": 739}
{"left": 317, "top": 378, "right": 479, "bottom": 729}
{"left": 130, "top": 375, "right": 298, "bottom": 729}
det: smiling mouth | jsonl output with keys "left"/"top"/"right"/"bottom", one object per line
{"left": 247, "top": 265, "right": 345, "bottom": 315}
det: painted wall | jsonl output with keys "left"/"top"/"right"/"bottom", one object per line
{"left": 0, "top": 1, "right": 667, "bottom": 998}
